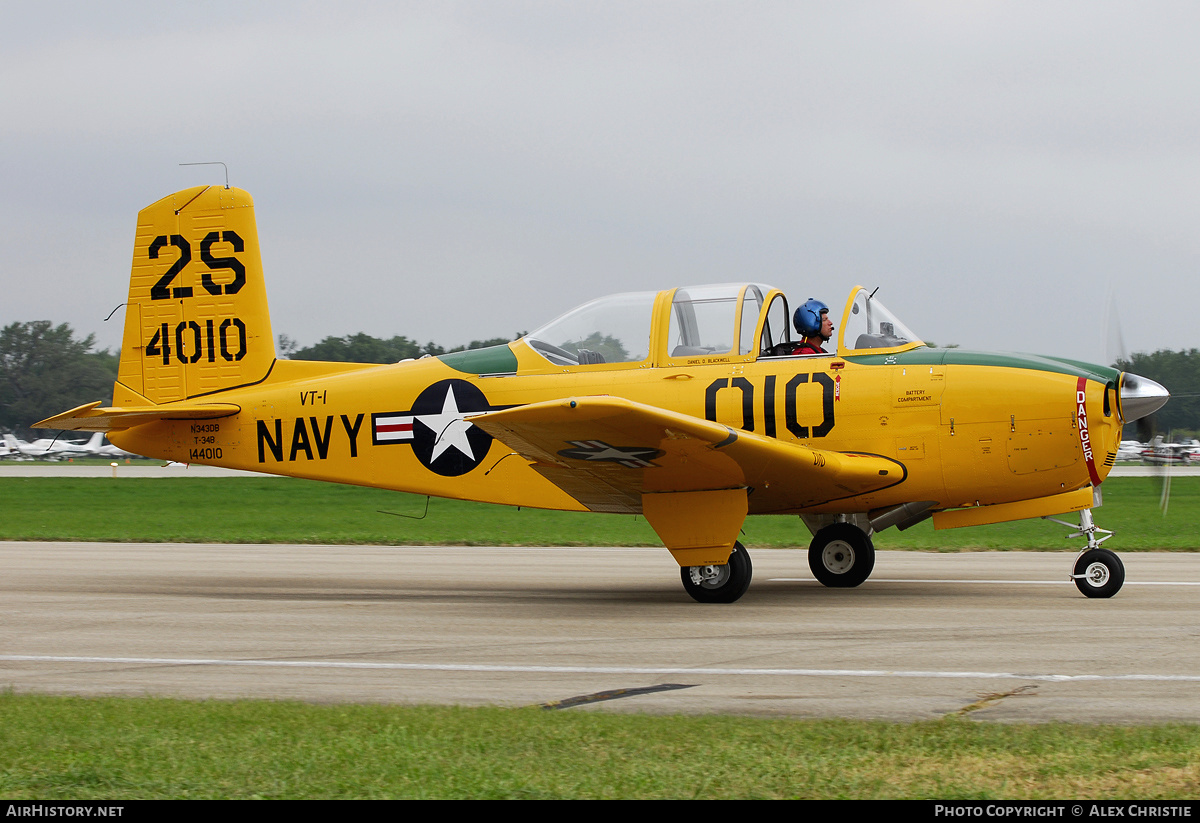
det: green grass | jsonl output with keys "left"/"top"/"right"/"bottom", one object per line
{"left": 0, "top": 475, "right": 1195, "bottom": 549}
{"left": 1, "top": 694, "right": 1197, "bottom": 799}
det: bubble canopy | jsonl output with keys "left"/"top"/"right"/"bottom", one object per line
{"left": 524, "top": 290, "right": 657, "bottom": 366}
{"left": 522, "top": 284, "right": 924, "bottom": 367}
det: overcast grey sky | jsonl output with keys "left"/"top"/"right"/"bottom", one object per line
{"left": 3, "top": 1, "right": 1197, "bottom": 362}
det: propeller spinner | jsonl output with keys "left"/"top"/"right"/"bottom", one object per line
{"left": 1118, "top": 372, "right": 1169, "bottom": 425}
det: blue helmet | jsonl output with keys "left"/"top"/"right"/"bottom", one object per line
{"left": 794, "top": 298, "right": 830, "bottom": 337}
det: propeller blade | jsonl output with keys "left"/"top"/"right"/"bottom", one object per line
{"left": 1105, "top": 287, "right": 1128, "bottom": 368}
{"left": 1136, "top": 413, "right": 1157, "bottom": 444}
{"left": 1142, "top": 429, "right": 1177, "bottom": 517}
{"left": 1104, "top": 292, "right": 1172, "bottom": 516}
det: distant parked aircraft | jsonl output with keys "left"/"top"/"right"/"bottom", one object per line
{"left": 1116, "top": 440, "right": 1145, "bottom": 461}
{"left": 80, "top": 432, "right": 141, "bottom": 459}
{"left": 3, "top": 432, "right": 92, "bottom": 459}
{"left": 1142, "top": 435, "right": 1200, "bottom": 465}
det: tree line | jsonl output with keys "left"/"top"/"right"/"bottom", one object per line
{"left": 3, "top": 320, "right": 1197, "bottom": 442}
{"left": 0, "top": 322, "right": 118, "bottom": 440}
{"left": 0, "top": 323, "right": 520, "bottom": 439}
{"left": 279, "top": 333, "right": 519, "bottom": 363}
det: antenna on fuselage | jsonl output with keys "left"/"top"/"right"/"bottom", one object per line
{"left": 179, "top": 161, "right": 230, "bottom": 189}
{"left": 378, "top": 497, "right": 431, "bottom": 521}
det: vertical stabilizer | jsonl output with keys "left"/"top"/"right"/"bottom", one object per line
{"left": 117, "top": 186, "right": 275, "bottom": 404}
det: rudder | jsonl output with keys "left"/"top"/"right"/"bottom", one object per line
{"left": 117, "top": 186, "right": 275, "bottom": 404}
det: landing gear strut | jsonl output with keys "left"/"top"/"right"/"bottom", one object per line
{"left": 1048, "top": 508, "right": 1125, "bottom": 598}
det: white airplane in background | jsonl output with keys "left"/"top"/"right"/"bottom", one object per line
{"left": 3, "top": 433, "right": 92, "bottom": 459}
{"left": 1142, "top": 435, "right": 1199, "bottom": 465}
{"left": 80, "top": 432, "right": 141, "bottom": 459}
{"left": 1116, "top": 440, "right": 1145, "bottom": 461}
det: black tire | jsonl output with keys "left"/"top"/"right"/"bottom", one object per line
{"left": 1072, "top": 548, "right": 1125, "bottom": 598}
{"left": 680, "top": 542, "right": 753, "bottom": 603}
{"left": 809, "top": 524, "right": 875, "bottom": 588}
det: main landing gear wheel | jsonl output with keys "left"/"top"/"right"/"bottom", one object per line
{"left": 1072, "top": 548, "right": 1125, "bottom": 599}
{"left": 681, "top": 542, "right": 753, "bottom": 603}
{"left": 809, "top": 524, "right": 875, "bottom": 588}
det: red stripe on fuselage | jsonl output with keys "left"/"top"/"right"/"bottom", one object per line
{"left": 1076, "top": 377, "right": 1101, "bottom": 487}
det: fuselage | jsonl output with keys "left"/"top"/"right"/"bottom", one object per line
{"left": 109, "top": 340, "right": 1125, "bottom": 519}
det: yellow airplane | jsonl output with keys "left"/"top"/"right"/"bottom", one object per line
{"left": 38, "top": 185, "right": 1170, "bottom": 603}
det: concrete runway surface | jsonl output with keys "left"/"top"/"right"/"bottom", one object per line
{"left": 2, "top": 541, "right": 1198, "bottom": 722}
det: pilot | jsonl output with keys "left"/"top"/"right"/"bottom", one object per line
{"left": 792, "top": 298, "right": 833, "bottom": 355}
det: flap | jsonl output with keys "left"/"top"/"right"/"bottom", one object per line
{"left": 469, "top": 396, "right": 905, "bottom": 514}
{"left": 34, "top": 400, "right": 241, "bottom": 433}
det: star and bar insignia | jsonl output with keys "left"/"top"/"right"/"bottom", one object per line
{"left": 557, "top": 440, "right": 663, "bottom": 468}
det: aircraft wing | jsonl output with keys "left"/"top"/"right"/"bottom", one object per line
{"left": 469, "top": 396, "right": 905, "bottom": 514}
{"left": 34, "top": 401, "right": 240, "bottom": 433}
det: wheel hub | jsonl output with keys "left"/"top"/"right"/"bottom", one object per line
{"left": 688, "top": 564, "right": 730, "bottom": 588}
{"left": 821, "top": 541, "right": 855, "bottom": 574}
{"left": 1083, "top": 561, "right": 1111, "bottom": 587}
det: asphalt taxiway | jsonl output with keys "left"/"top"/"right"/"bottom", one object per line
{"left": 2, "top": 542, "right": 1197, "bottom": 721}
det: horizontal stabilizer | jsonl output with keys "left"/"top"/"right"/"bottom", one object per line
{"left": 34, "top": 400, "right": 240, "bottom": 433}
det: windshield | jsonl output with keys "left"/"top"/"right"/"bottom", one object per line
{"left": 524, "top": 291, "right": 656, "bottom": 366}
{"left": 839, "top": 287, "right": 923, "bottom": 353}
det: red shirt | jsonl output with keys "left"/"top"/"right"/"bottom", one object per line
{"left": 791, "top": 340, "right": 826, "bottom": 355}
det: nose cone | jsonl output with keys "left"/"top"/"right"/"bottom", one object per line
{"left": 1119, "top": 372, "right": 1170, "bottom": 422}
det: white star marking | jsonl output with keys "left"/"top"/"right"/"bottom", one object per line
{"left": 582, "top": 445, "right": 652, "bottom": 463}
{"left": 414, "top": 385, "right": 476, "bottom": 462}
{"left": 561, "top": 441, "right": 659, "bottom": 467}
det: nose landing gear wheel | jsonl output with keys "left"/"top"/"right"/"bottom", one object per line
{"left": 809, "top": 524, "right": 875, "bottom": 588}
{"left": 1072, "top": 548, "right": 1125, "bottom": 598}
{"left": 681, "top": 542, "right": 753, "bottom": 603}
